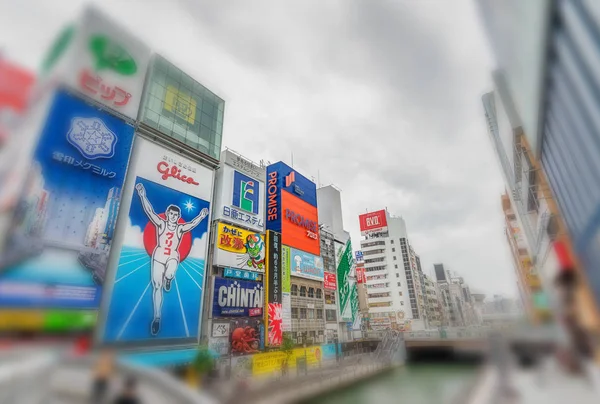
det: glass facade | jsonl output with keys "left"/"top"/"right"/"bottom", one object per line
{"left": 541, "top": 0, "right": 600, "bottom": 303}
{"left": 139, "top": 54, "right": 224, "bottom": 160}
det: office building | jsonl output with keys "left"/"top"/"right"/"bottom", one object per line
{"left": 359, "top": 209, "right": 426, "bottom": 332}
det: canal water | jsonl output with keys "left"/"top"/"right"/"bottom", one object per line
{"left": 304, "top": 364, "right": 477, "bottom": 404}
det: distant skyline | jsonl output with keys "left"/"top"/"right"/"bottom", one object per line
{"left": 0, "top": 0, "right": 518, "bottom": 297}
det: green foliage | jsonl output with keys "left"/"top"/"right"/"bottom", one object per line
{"left": 193, "top": 344, "right": 215, "bottom": 375}
{"left": 281, "top": 332, "right": 295, "bottom": 358}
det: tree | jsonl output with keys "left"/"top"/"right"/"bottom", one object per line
{"left": 187, "top": 344, "right": 215, "bottom": 388}
{"left": 280, "top": 332, "right": 295, "bottom": 377}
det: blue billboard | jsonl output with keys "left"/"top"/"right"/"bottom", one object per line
{"left": 100, "top": 137, "right": 214, "bottom": 345}
{"left": 212, "top": 277, "right": 264, "bottom": 318}
{"left": 0, "top": 90, "right": 135, "bottom": 308}
{"left": 288, "top": 247, "right": 324, "bottom": 281}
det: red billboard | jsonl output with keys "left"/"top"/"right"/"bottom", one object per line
{"left": 358, "top": 210, "right": 387, "bottom": 234}
{"left": 356, "top": 266, "right": 366, "bottom": 284}
{"left": 281, "top": 190, "right": 320, "bottom": 256}
{"left": 324, "top": 273, "right": 337, "bottom": 290}
{"left": 0, "top": 59, "right": 34, "bottom": 113}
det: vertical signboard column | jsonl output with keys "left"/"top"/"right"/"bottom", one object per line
{"left": 281, "top": 245, "right": 291, "bottom": 333}
{"left": 100, "top": 137, "right": 214, "bottom": 345}
{"left": 265, "top": 230, "right": 282, "bottom": 346}
{"left": 336, "top": 239, "right": 353, "bottom": 322}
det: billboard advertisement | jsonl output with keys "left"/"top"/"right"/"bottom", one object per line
{"left": 230, "top": 318, "right": 264, "bottom": 356}
{"left": 266, "top": 161, "right": 320, "bottom": 256}
{"left": 0, "top": 90, "right": 134, "bottom": 308}
{"left": 358, "top": 210, "right": 388, "bottom": 235}
{"left": 356, "top": 265, "right": 366, "bottom": 284}
{"left": 336, "top": 239, "right": 354, "bottom": 322}
{"left": 41, "top": 6, "right": 151, "bottom": 120}
{"left": 265, "top": 230, "right": 282, "bottom": 346}
{"left": 281, "top": 191, "right": 320, "bottom": 255}
{"left": 287, "top": 247, "right": 324, "bottom": 281}
{"left": 324, "top": 273, "right": 337, "bottom": 290}
{"left": 213, "top": 222, "right": 265, "bottom": 272}
{"left": 212, "top": 151, "right": 265, "bottom": 232}
{"left": 281, "top": 246, "right": 291, "bottom": 332}
{"left": 252, "top": 346, "right": 322, "bottom": 376}
{"left": 212, "top": 277, "right": 264, "bottom": 318}
{"left": 100, "top": 137, "right": 213, "bottom": 343}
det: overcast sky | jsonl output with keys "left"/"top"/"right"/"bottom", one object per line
{"left": 0, "top": 0, "right": 518, "bottom": 297}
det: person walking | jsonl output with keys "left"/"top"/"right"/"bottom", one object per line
{"left": 113, "top": 377, "right": 141, "bottom": 404}
{"left": 91, "top": 350, "right": 115, "bottom": 404}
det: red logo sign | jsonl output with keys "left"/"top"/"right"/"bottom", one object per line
{"left": 356, "top": 266, "right": 366, "bottom": 284}
{"left": 157, "top": 161, "right": 199, "bottom": 185}
{"left": 249, "top": 307, "right": 263, "bottom": 317}
{"left": 359, "top": 210, "right": 387, "bottom": 232}
{"left": 79, "top": 69, "right": 131, "bottom": 107}
{"left": 324, "top": 273, "right": 337, "bottom": 290}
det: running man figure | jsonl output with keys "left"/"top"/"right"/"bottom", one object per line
{"left": 135, "top": 183, "right": 209, "bottom": 336}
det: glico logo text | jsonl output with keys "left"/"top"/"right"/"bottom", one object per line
{"left": 267, "top": 171, "right": 278, "bottom": 221}
{"left": 157, "top": 162, "right": 199, "bottom": 185}
{"left": 285, "top": 209, "right": 318, "bottom": 240}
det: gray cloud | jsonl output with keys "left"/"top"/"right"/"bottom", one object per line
{"left": 0, "top": 0, "right": 517, "bottom": 296}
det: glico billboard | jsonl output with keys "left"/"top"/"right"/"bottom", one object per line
{"left": 266, "top": 162, "right": 320, "bottom": 256}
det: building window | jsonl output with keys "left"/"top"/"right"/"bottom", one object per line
{"left": 316, "top": 289, "right": 322, "bottom": 299}
{"left": 291, "top": 307, "right": 298, "bottom": 319}
{"left": 325, "top": 290, "right": 336, "bottom": 305}
{"left": 397, "top": 282, "right": 401, "bottom": 286}
{"left": 309, "top": 331, "right": 316, "bottom": 341}
{"left": 392, "top": 248, "right": 395, "bottom": 252}
{"left": 308, "top": 309, "right": 315, "bottom": 319}
{"left": 300, "top": 308, "right": 307, "bottom": 319}
{"left": 308, "top": 287, "right": 315, "bottom": 298}
{"left": 399, "top": 292, "right": 403, "bottom": 296}
{"left": 326, "top": 309, "right": 337, "bottom": 322}
{"left": 300, "top": 286, "right": 307, "bottom": 297}
{"left": 393, "top": 256, "right": 397, "bottom": 260}
{"left": 317, "top": 309, "right": 323, "bottom": 319}
{"left": 292, "top": 332, "right": 297, "bottom": 342}
{"left": 401, "top": 301, "right": 404, "bottom": 306}
{"left": 395, "top": 264, "right": 398, "bottom": 269}
{"left": 396, "top": 273, "right": 399, "bottom": 278}
{"left": 391, "top": 239, "right": 394, "bottom": 244}
{"left": 291, "top": 284, "right": 298, "bottom": 296}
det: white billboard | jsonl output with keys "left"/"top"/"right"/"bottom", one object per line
{"left": 39, "top": 6, "right": 151, "bottom": 120}
{"left": 212, "top": 150, "right": 265, "bottom": 232}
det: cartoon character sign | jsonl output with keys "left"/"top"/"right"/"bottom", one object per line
{"left": 244, "top": 234, "right": 265, "bottom": 269}
{"left": 213, "top": 223, "right": 266, "bottom": 273}
{"left": 101, "top": 137, "right": 213, "bottom": 344}
{"left": 135, "top": 183, "right": 208, "bottom": 335}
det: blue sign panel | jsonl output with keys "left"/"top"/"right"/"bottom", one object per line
{"left": 224, "top": 268, "right": 260, "bottom": 281}
{"left": 232, "top": 170, "right": 260, "bottom": 215}
{"left": 0, "top": 90, "right": 135, "bottom": 308}
{"left": 288, "top": 247, "right": 324, "bottom": 281}
{"left": 212, "top": 277, "right": 264, "bottom": 318}
{"left": 266, "top": 161, "right": 317, "bottom": 208}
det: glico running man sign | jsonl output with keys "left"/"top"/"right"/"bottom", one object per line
{"left": 100, "top": 137, "right": 214, "bottom": 345}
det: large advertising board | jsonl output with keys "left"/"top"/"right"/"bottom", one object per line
{"left": 212, "top": 151, "right": 265, "bottom": 232}
{"left": 287, "top": 247, "right": 324, "bottom": 281}
{"left": 41, "top": 6, "right": 151, "bottom": 120}
{"left": 336, "top": 239, "right": 354, "bottom": 322}
{"left": 358, "top": 210, "right": 388, "bottom": 236}
{"left": 212, "top": 277, "right": 264, "bottom": 318}
{"left": 324, "top": 273, "right": 337, "bottom": 290}
{"left": 264, "top": 230, "right": 282, "bottom": 346}
{"left": 213, "top": 222, "right": 265, "bottom": 272}
{"left": 0, "top": 90, "right": 134, "bottom": 308}
{"left": 266, "top": 162, "right": 320, "bottom": 256}
{"left": 230, "top": 318, "right": 264, "bottom": 356}
{"left": 100, "top": 137, "right": 213, "bottom": 344}
{"left": 252, "top": 346, "right": 322, "bottom": 376}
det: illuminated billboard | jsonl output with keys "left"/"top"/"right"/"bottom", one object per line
{"left": 266, "top": 161, "right": 320, "bottom": 256}
{"left": 359, "top": 210, "right": 388, "bottom": 236}
{"left": 264, "top": 230, "right": 282, "bottom": 346}
{"left": 0, "top": 90, "right": 135, "bottom": 308}
{"left": 213, "top": 223, "right": 265, "bottom": 272}
{"left": 286, "top": 247, "right": 324, "bottom": 281}
{"left": 100, "top": 137, "right": 213, "bottom": 344}
{"left": 212, "top": 277, "right": 263, "bottom": 318}
{"left": 212, "top": 151, "right": 265, "bottom": 232}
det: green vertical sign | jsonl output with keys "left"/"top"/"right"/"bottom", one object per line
{"left": 336, "top": 239, "right": 353, "bottom": 321}
{"left": 282, "top": 245, "right": 291, "bottom": 293}
{"left": 350, "top": 284, "right": 359, "bottom": 324}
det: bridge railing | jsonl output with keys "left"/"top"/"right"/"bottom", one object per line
{"left": 363, "top": 328, "right": 490, "bottom": 341}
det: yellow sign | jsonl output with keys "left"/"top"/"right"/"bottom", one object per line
{"left": 164, "top": 85, "right": 197, "bottom": 125}
{"left": 216, "top": 222, "right": 264, "bottom": 254}
{"left": 252, "top": 346, "right": 323, "bottom": 376}
{"left": 0, "top": 310, "right": 44, "bottom": 331}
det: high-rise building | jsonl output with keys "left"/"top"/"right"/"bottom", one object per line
{"left": 359, "top": 209, "right": 426, "bottom": 332}
{"left": 434, "top": 263, "right": 478, "bottom": 327}
{"left": 423, "top": 274, "right": 443, "bottom": 328}
{"left": 478, "top": 0, "right": 600, "bottom": 337}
